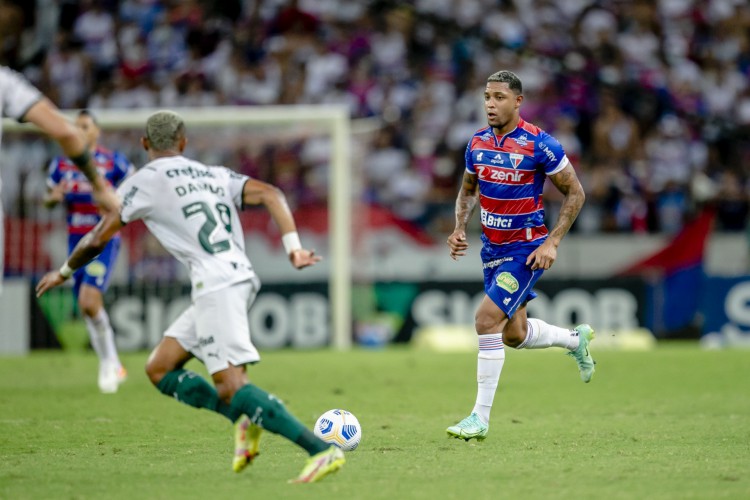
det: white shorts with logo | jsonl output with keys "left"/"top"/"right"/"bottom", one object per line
{"left": 165, "top": 278, "right": 261, "bottom": 374}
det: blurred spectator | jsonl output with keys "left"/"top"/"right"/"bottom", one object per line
{"left": 715, "top": 171, "right": 749, "bottom": 231}
{"left": 42, "top": 34, "right": 91, "bottom": 108}
{"left": 0, "top": 0, "right": 25, "bottom": 67}
{"left": 591, "top": 92, "right": 642, "bottom": 168}
{"left": 73, "top": 1, "right": 118, "bottom": 79}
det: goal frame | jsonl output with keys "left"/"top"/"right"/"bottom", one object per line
{"left": 3, "top": 105, "right": 352, "bottom": 349}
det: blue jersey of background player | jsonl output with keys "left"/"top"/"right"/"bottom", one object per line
{"left": 445, "top": 70, "right": 594, "bottom": 442}
{"left": 44, "top": 110, "right": 134, "bottom": 393}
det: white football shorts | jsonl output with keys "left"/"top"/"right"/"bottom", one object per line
{"left": 165, "top": 277, "right": 261, "bottom": 374}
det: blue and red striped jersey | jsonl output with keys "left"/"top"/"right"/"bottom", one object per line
{"left": 465, "top": 118, "right": 569, "bottom": 247}
{"left": 47, "top": 146, "right": 134, "bottom": 235}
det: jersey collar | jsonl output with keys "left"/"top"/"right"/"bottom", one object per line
{"left": 494, "top": 117, "right": 526, "bottom": 147}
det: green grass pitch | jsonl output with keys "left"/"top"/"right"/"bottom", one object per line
{"left": 1, "top": 344, "right": 748, "bottom": 499}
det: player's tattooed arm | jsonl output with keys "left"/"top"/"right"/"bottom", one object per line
{"left": 455, "top": 172, "right": 479, "bottom": 232}
{"left": 447, "top": 172, "right": 479, "bottom": 260}
{"left": 547, "top": 163, "right": 586, "bottom": 246}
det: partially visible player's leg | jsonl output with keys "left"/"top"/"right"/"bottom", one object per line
{"left": 209, "top": 364, "right": 332, "bottom": 474}
{"left": 198, "top": 283, "right": 329, "bottom": 457}
{"left": 78, "top": 241, "right": 126, "bottom": 393}
{"left": 79, "top": 284, "right": 125, "bottom": 393}
{"left": 489, "top": 250, "right": 596, "bottom": 382}
{"left": 517, "top": 316, "right": 579, "bottom": 350}
{"left": 210, "top": 365, "right": 262, "bottom": 472}
{"left": 202, "top": 281, "right": 339, "bottom": 480}
{"left": 508, "top": 307, "right": 596, "bottom": 382}
{"left": 0, "top": 206, "right": 4, "bottom": 295}
{"left": 145, "top": 317, "right": 234, "bottom": 420}
{"left": 226, "top": 381, "right": 329, "bottom": 455}
{"left": 447, "top": 295, "right": 507, "bottom": 441}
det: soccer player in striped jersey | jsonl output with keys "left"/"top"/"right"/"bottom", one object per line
{"left": 44, "top": 110, "right": 134, "bottom": 394}
{"left": 446, "top": 70, "right": 595, "bottom": 441}
{"left": 36, "top": 110, "right": 345, "bottom": 483}
{"left": 0, "top": 65, "right": 119, "bottom": 294}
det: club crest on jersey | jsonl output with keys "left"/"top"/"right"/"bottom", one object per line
{"left": 509, "top": 153, "right": 524, "bottom": 169}
{"left": 496, "top": 272, "right": 519, "bottom": 293}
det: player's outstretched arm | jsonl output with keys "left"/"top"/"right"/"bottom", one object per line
{"left": 241, "top": 178, "right": 322, "bottom": 269}
{"left": 36, "top": 210, "right": 124, "bottom": 297}
{"left": 526, "top": 163, "right": 585, "bottom": 271}
{"left": 447, "top": 171, "right": 479, "bottom": 261}
{"left": 22, "top": 99, "right": 120, "bottom": 214}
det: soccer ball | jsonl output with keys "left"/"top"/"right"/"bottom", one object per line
{"left": 314, "top": 409, "right": 362, "bottom": 451}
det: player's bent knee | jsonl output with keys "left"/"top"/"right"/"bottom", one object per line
{"left": 144, "top": 359, "right": 166, "bottom": 386}
{"left": 503, "top": 333, "right": 524, "bottom": 348}
{"left": 213, "top": 368, "right": 247, "bottom": 403}
{"left": 475, "top": 315, "right": 500, "bottom": 335}
{"left": 79, "top": 303, "right": 99, "bottom": 318}
{"left": 216, "top": 383, "right": 241, "bottom": 404}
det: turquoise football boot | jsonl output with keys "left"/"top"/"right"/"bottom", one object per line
{"left": 446, "top": 412, "right": 489, "bottom": 441}
{"left": 568, "top": 324, "right": 596, "bottom": 383}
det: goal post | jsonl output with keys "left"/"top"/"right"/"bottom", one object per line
{"left": 3, "top": 105, "right": 353, "bottom": 349}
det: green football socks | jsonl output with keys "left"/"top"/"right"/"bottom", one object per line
{"left": 230, "top": 384, "right": 328, "bottom": 455}
{"left": 156, "top": 369, "right": 234, "bottom": 421}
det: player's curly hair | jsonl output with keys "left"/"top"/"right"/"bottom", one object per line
{"left": 145, "top": 110, "right": 185, "bottom": 151}
{"left": 487, "top": 70, "right": 523, "bottom": 95}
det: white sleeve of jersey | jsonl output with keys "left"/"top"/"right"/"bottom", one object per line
{"left": 117, "top": 170, "right": 154, "bottom": 224}
{"left": 215, "top": 167, "right": 250, "bottom": 207}
{"left": 0, "top": 66, "right": 43, "bottom": 121}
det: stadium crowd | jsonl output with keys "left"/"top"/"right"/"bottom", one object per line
{"left": 1, "top": 0, "right": 749, "bottom": 237}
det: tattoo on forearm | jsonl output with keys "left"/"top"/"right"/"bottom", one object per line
{"left": 455, "top": 174, "right": 478, "bottom": 230}
{"left": 549, "top": 192, "right": 583, "bottom": 240}
{"left": 549, "top": 168, "right": 585, "bottom": 242}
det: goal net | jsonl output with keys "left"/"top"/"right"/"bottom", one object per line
{"left": 2, "top": 105, "right": 380, "bottom": 352}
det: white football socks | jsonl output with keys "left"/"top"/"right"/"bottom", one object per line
{"left": 519, "top": 318, "right": 579, "bottom": 350}
{"left": 472, "top": 333, "right": 505, "bottom": 425}
{"left": 85, "top": 309, "right": 121, "bottom": 366}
